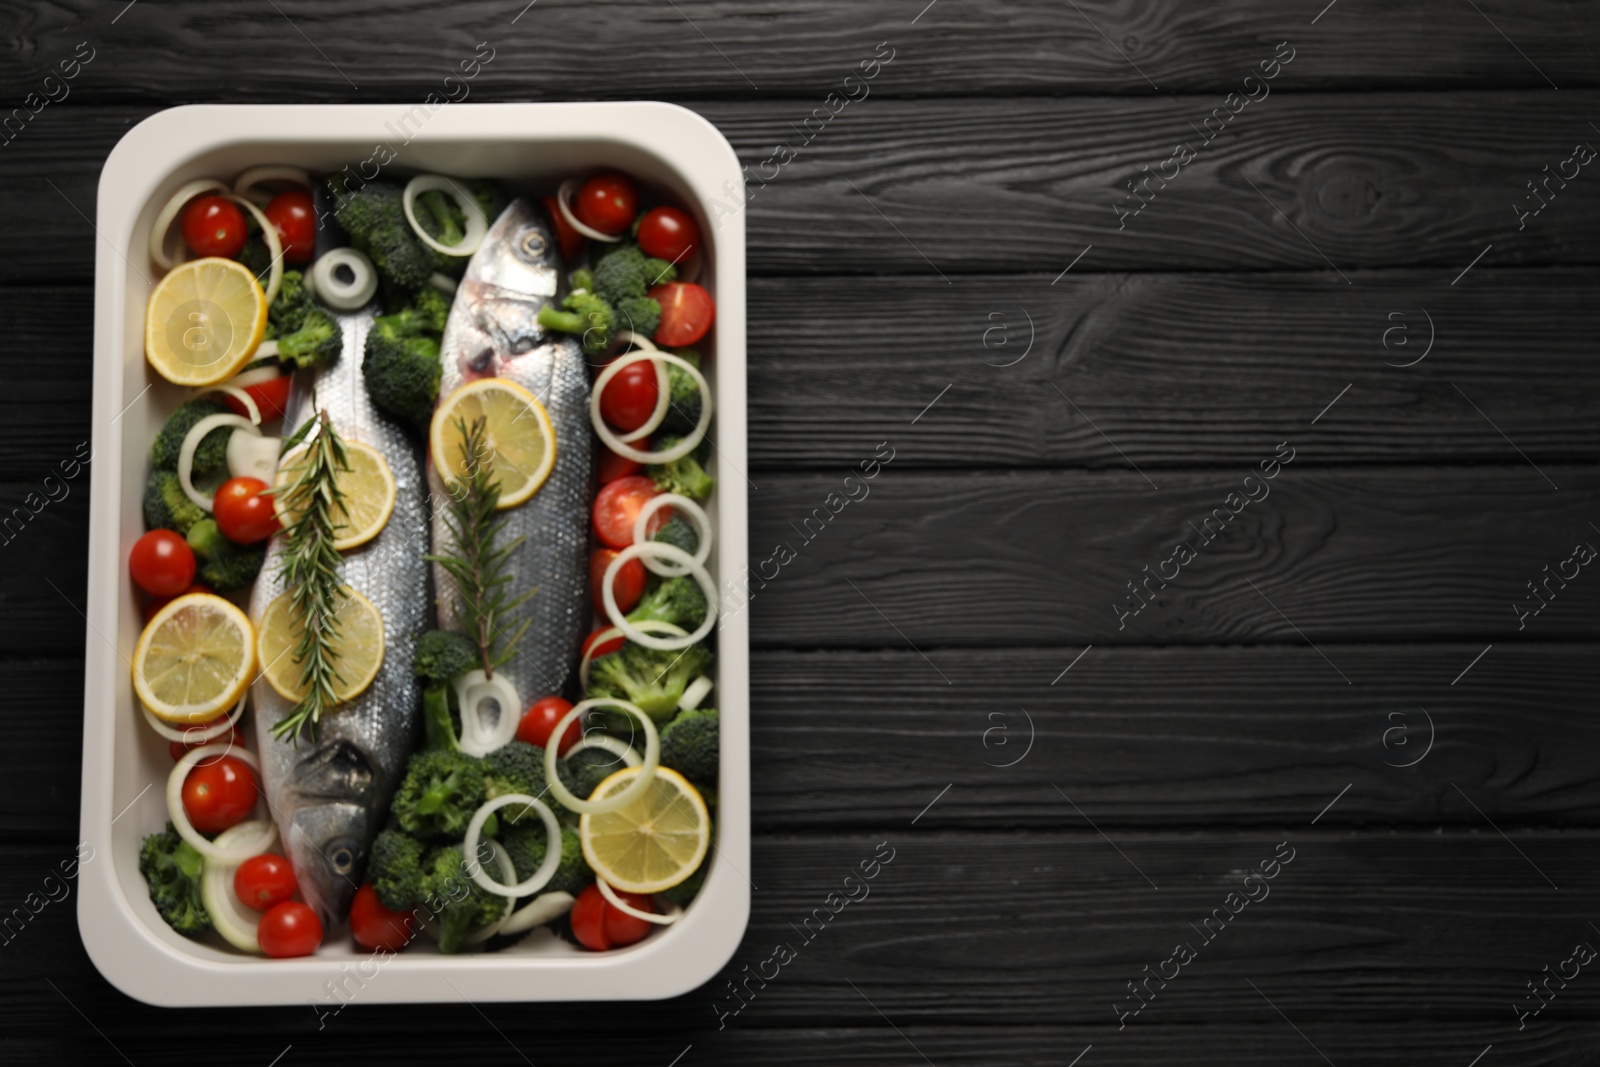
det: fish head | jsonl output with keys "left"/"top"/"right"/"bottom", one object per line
{"left": 279, "top": 738, "right": 382, "bottom": 928}
{"left": 450, "top": 199, "right": 566, "bottom": 383}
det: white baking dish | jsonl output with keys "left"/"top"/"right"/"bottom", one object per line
{"left": 79, "top": 103, "right": 748, "bottom": 1006}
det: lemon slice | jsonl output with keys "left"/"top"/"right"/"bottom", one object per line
{"left": 580, "top": 766, "right": 711, "bottom": 894}
{"left": 430, "top": 378, "right": 556, "bottom": 509}
{"left": 134, "top": 593, "right": 256, "bottom": 724}
{"left": 144, "top": 257, "right": 267, "bottom": 386}
{"left": 256, "top": 587, "right": 385, "bottom": 704}
{"left": 274, "top": 440, "right": 397, "bottom": 551}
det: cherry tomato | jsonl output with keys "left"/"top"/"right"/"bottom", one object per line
{"left": 129, "top": 529, "right": 196, "bottom": 598}
{"left": 592, "top": 475, "right": 666, "bottom": 549}
{"left": 599, "top": 356, "right": 661, "bottom": 433}
{"left": 517, "top": 695, "right": 579, "bottom": 755}
{"left": 213, "top": 477, "right": 280, "bottom": 544}
{"left": 582, "top": 626, "right": 625, "bottom": 663}
{"left": 264, "top": 189, "right": 316, "bottom": 264}
{"left": 221, "top": 373, "right": 292, "bottom": 422}
{"left": 258, "top": 901, "right": 323, "bottom": 958}
{"left": 181, "top": 754, "right": 259, "bottom": 835}
{"left": 542, "top": 195, "right": 585, "bottom": 259}
{"left": 144, "top": 582, "right": 214, "bottom": 625}
{"left": 167, "top": 716, "right": 241, "bottom": 761}
{"left": 349, "top": 883, "right": 415, "bottom": 951}
{"left": 573, "top": 173, "right": 638, "bottom": 236}
{"left": 637, "top": 206, "right": 700, "bottom": 263}
{"left": 181, "top": 195, "right": 248, "bottom": 258}
{"left": 650, "top": 282, "right": 715, "bottom": 348}
{"left": 604, "top": 887, "right": 657, "bottom": 947}
{"left": 597, "top": 446, "right": 643, "bottom": 485}
{"left": 234, "top": 854, "right": 298, "bottom": 912}
{"left": 570, "top": 883, "right": 655, "bottom": 951}
{"left": 591, "top": 548, "right": 646, "bottom": 614}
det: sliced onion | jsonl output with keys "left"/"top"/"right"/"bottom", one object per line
{"left": 312, "top": 247, "right": 378, "bottom": 310}
{"left": 453, "top": 670, "right": 522, "bottom": 758}
{"left": 141, "top": 692, "right": 246, "bottom": 744}
{"left": 557, "top": 178, "right": 623, "bottom": 243}
{"left": 499, "top": 891, "right": 575, "bottom": 935}
{"left": 603, "top": 543, "right": 718, "bottom": 651}
{"left": 198, "top": 821, "right": 277, "bottom": 952}
{"left": 614, "top": 330, "right": 659, "bottom": 352}
{"left": 149, "top": 179, "right": 229, "bottom": 270}
{"left": 227, "top": 193, "right": 284, "bottom": 306}
{"left": 543, "top": 699, "right": 660, "bottom": 815}
{"left": 166, "top": 745, "right": 277, "bottom": 862}
{"left": 403, "top": 175, "right": 489, "bottom": 257}
{"left": 428, "top": 272, "right": 459, "bottom": 294}
{"left": 579, "top": 620, "right": 686, "bottom": 690}
{"left": 179, "top": 414, "right": 261, "bottom": 511}
{"left": 227, "top": 431, "right": 281, "bottom": 482}
{"left": 223, "top": 365, "right": 283, "bottom": 390}
{"left": 633, "top": 493, "right": 712, "bottom": 577}
{"left": 590, "top": 350, "right": 712, "bottom": 464}
{"left": 192, "top": 384, "right": 261, "bottom": 426}
{"left": 566, "top": 733, "right": 642, "bottom": 768}
{"left": 233, "top": 165, "right": 312, "bottom": 205}
{"left": 463, "top": 839, "right": 518, "bottom": 944}
{"left": 679, "top": 675, "right": 713, "bottom": 712}
{"left": 254, "top": 339, "right": 281, "bottom": 361}
{"left": 597, "top": 877, "right": 684, "bottom": 926}
{"left": 463, "top": 794, "right": 563, "bottom": 898}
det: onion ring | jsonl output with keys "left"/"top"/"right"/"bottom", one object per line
{"left": 499, "top": 891, "right": 576, "bottom": 935}
{"left": 463, "top": 839, "right": 518, "bottom": 944}
{"left": 179, "top": 413, "right": 260, "bottom": 511}
{"left": 603, "top": 542, "right": 718, "bottom": 651}
{"left": 198, "top": 820, "right": 276, "bottom": 952}
{"left": 590, "top": 350, "right": 712, "bottom": 464}
{"left": 578, "top": 620, "right": 687, "bottom": 690}
{"left": 403, "top": 175, "right": 489, "bottom": 258}
{"left": 566, "top": 733, "right": 642, "bottom": 769}
{"left": 632, "top": 493, "right": 711, "bottom": 577}
{"left": 463, "top": 794, "right": 563, "bottom": 898}
{"left": 233, "top": 166, "right": 312, "bottom": 205}
{"left": 542, "top": 699, "right": 660, "bottom": 815}
{"left": 227, "top": 193, "right": 284, "bottom": 306}
{"left": 597, "top": 877, "right": 684, "bottom": 926}
{"left": 166, "top": 745, "right": 277, "bottom": 862}
{"left": 311, "top": 247, "right": 378, "bottom": 310}
{"left": 556, "top": 178, "right": 624, "bottom": 243}
{"left": 191, "top": 384, "right": 262, "bottom": 426}
{"left": 254, "top": 339, "right": 281, "bottom": 360}
{"left": 453, "top": 670, "right": 522, "bottom": 758}
{"left": 222, "top": 365, "right": 283, "bottom": 390}
{"left": 149, "top": 179, "right": 228, "bottom": 270}
{"left": 678, "top": 675, "right": 713, "bottom": 712}
{"left": 141, "top": 692, "right": 246, "bottom": 745}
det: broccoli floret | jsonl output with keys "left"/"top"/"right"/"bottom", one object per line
{"left": 143, "top": 470, "right": 206, "bottom": 535}
{"left": 565, "top": 744, "right": 632, "bottom": 801}
{"left": 412, "top": 629, "right": 478, "bottom": 752}
{"left": 268, "top": 270, "right": 314, "bottom": 334}
{"left": 500, "top": 822, "right": 592, "bottom": 897}
{"left": 657, "top": 863, "right": 707, "bottom": 909}
{"left": 627, "top": 575, "right": 708, "bottom": 631}
{"left": 363, "top": 303, "right": 444, "bottom": 434}
{"left": 614, "top": 295, "right": 661, "bottom": 338}
{"left": 150, "top": 399, "right": 232, "bottom": 475}
{"left": 408, "top": 287, "right": 452, "bottom": 336}
{"left": 468, "top": 179, "right": 508, "bottom": 227}
{"left": 537, "top": 290, "right": 616, "bottom": 355}
{"left": 660, "top": 707, "right": 718, "bottom": 786}
{"left": 414, "top": 188, "right": 469, "bottom": 274}
{"left": 647, "top": 437, "right": 714, "bottom": 501}
{"left": 587, "top": 641, "right": 712, "bottom": 723}
{"left": 483, "top": 741, "right": 551, "bottom": 811}
{"left": 652, "top": 514, "right": 700, "bottom": 557}
{"left": 277, "top": 306, "right": 342, "bottom": 369}
{"left": 138, "top": 824, "right": 210, "bottom": 936}
{"left": 327, "top": 176, "right": 435, "bottom": 296}
{"left": 660, "top": 349, "right": 703, "bottom": 435}
{"left": 591, "top": 245, "right": 675, "bottom": 305}
{"left": 393, "top": 750, "right": 487, "bottom": 840}
{"left": 185, "top": 518, "right": 265, "bottom": 591}
{"left": 237, "top": 232, "right": 272, "bottom": 286}
{"left": 368, "top": 827, "right": 428, "bottom": 911}
{"left": 422, "top": 843, "right": 505, "bottom": 954}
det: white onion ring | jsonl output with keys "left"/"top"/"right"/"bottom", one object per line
{"left": 255, "top": 339, "right": 281, "bottom": 360}
{"left": 403, "top": 175, "right": 489, "bottom": 257}
{"left": 428, "top": 272, "right": 459, "bottom": 294}
{"left": 557, "top": 178, "right": 624, "bottom": 243}
{"left": 590, "top": 350, "right": 712, "bottom": 463}
{"left": 678, "top": 675, "right": 713, "bottom": 712}
{"left": 179, "top": 414, "right": 261, "bottom": 511}
{"left": 566, "top": 733, "right": 642, "bottom": 768}
{"left": 633, "top": 493, "right": 712, "bottom": 577}
{"left": 233, "top": 165, "right": 312, "bottom": 205}
{"left": 543, "top": 699, "right": 660, "bottom": 815}
{"left": 597, "top": 877, "right": 683, "bottom": 926}
{"left": 614, "top": 330, "right": 658, "bottom": 352}
{"left": 463, "top": 839, "right": 518, "bottom": 944}
{"left": 166, "top": 745, "right": 277, "bottom": 862}
{"left": 463, "top": 794, "right": 563, "bottom": 898}
{"left": 453, "top": 670, "right": 522, "bottom": 758}
{"left": 499, "top": 891, "right": 575, "bottom": 935}
{"left": 149, "top": 179, "right": 229, "bottom": 270}
{"left": 227, "top": 193, "right": 284, "bottom": 306}
{"left": 311, "top": 247, "right": 378, "bottom": 310}
{"left": 578, "top": 621, "right": 687, "bottom": 689}
{"left": 198, "top": 820, "right": 276, "bottom": 952}
{"left": 191, "top": 384, "right": 262, "bottom": 426}
{"left": 223, "top": 365, "right": 283, "bottom": 390}
{"left": 141, "top": 692, "right": 246, "bottom": 744}
{"left": 603, "top": 543, "right": 718, "bottom": 651}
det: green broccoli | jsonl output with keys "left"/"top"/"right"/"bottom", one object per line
{"left": 237, "top": 232, "right": 272, "bottom": 286}
{"left": 368, "top": 827, "right": 428, "bottom": 912}
{"left": 414, "top": 188, "right": 469, "bottom": 274}
{"left": 268, "top": 270, "right": 314, "bottom": 334}
{"left": 660, "top": 349, "right": 703, "bottom": 435}
{"left": 657, "top": 863, "right": 707, "bottom": 909}
{"left": 614, "top": 295, "right": 661, "bottom": 338}
{"left": 421, "top": 843, "right": 506, "bottom": 954}
{"left": 628, "top": 575, "right": 709, "bottom": 631}
{"left": 143, "top": 470, "right": 206, "bottom": 535}
{"left": 277, "top": 306, "right": 342, "bottom": 369}
{"left": 138, "top": 824, "right": 210, "bottom": 936}
{"left": 408, "top": 287, "right": 452, "bottom": 335}
{"left": 587, "top": 641, "right": 712, "bottom": 723}
{"left": 468, "top": 179, "right": 507, "bottom": 227}
{"left": 652, "top": 514, "right": 700, "bottom": 557}
{"left": 393, "top": 749, "right": 487, "bottom": 839}
{"left": 150, "top": 398, "right": 232, "bottom": 476}
{"left": 412, "top": 629, "right": 478, "bottom": 752}
{"left": 537, "top": 290, "right": 616, "bottom": 354}
{"left": 185, "top": 518, "right": 265, "bottom": 591}
{"left": 363, "top": 299, "right": 445, "bottom": 434}
{"left": 500, "top": 822, "right": 592, "bottom": 897}
{"left": 327, "top": 176, "right": 435, "bottom": 296}
{"left": 591, "top": 244, "right": 676, "bottom": 305}
{"left": 660, "top": 707, "right": 718, "bottom": 786}
{"left": 647, "top": 436, "right": 714, "bottom": 501}
{"left": 483, "top": 741, "right": 551, "bottom": 815}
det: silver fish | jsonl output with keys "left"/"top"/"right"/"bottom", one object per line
{"left": 250, "top": 306, "right": 430, "bottom": 929}
{"left": 430, "top": 199, "right": 591, "bottom": 711}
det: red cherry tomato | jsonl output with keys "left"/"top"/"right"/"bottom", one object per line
{"left": 599, "top": 356, "right": 661, "bottom": 434}
{"left": 181, "top": 754, "right": 259, "bottom": 835}
{"left": 582, "top": 626, "right": 625, "bottom": 663}
{"left": 570, "top": 883, "right": 655, "bottom": 951}
{"left": 349, "top": 883, "right": 415, "bottom": 951}
{"left": 592, "top": 475, "right": 666, "bottom": 549}
{"left": 129, "top": 529, "right": 197, "bottom": 597}
{"left": 258, "top": 901, "right": 323, "bottom": 958}
{"left": 597, "top": 446, "right": 643, "bottom": 484}
{"left": 542, "top": 195, "right": 585, "bottom": 259}
{"left": 222, "top": 373, "right": 292, "bottom": 423}
{"left": 517, "top": 695, "right": 579, "bottom": 756}
{"left": 573, "top": 173, "right": 639, "bottom": 236}
{"left": 182, "top": 195, "right": 248, "bottom": 258}
{"left": 591, "top": 548, "right": 647, "bottom": 614}
{"left": 144, "top": 582, "right": 214, "bottom": 625}
{"left": 167, "top": 717, "right": 241, "bottom": 761}
{"left": 603, "top": 887, "right": 656, "bottom": 946}
{"left": 212, "top": 477, "right": 280, "bottom": 544}
{"left": 264, "top": 189, "right": 316, "bottom": 264}
{"left": 637, "top": 206, "right": 700, "bottom": 263}
{"left": 650, "top": 282, "right": 715, "bottom": 348}
{"left": 234, "top": 854, "right": 298, "bottom": 912}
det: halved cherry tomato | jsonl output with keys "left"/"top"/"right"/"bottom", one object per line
{"left": 591, "top": 548, "right": 646, "bottom": 614}
{"left": 570, "top": 883, "right": 655, "bottom": 951}
{"left": 637, "top": 206, "right": 699, "bottom": 263}
{"left": 573, "top": 173, "right": 638, "bottom": 236}
{"left": 222, "top": 373, "right": 292, "bottom": 423}
{"left": 258, "top": 901, "right": 323, "bottom": 958}
{"left": 234, "top": 854, "right": 298, "bottom": 912}
{"left": 517, "top": 695, "right": 579, "bottom": 755}
{"left": 181, "top": 754, "right": 259, "bottom": 835}
{"left": 599, "top": 356, "right": 660, "bottom": 433}
{"left": 265, "top": 189, "right": 316, "bottom": 263}
{"left": 582, "top": 626, "right": 625, "bottom": 663}
{"left": 213, "top": 477, "right": 280, "bottom": 544}
{"left": 182, "top": 194, "right": 247, "bottom": 258}
{"left": 144, "top": 582, "right": 214, "bottom": 625}
{"left": 650, "top": 282, "right": 714, "bottom": 347}
{"left": 542, "top": 195, "right": 585, "bottom": 260}
{"left": 167, "top": 716, "right": 241, "bottom": 761}
{"left": 592, "top": 475, "right": 665, "bottom": 549}
{"left": 597, "top": 446, "right": 643, "bottom": 485}
{"left": 130, "top": 529, "right": 196, "bottom": 598}
{"left": 349, "top": 882, "right": 415, "bottom": 951}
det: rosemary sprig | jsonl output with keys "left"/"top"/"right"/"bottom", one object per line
{"left": 426, "top": 416, "right": 533, "bottom": 678}
{"left": 270, "top": 409, "right": 352, "bottom": 745}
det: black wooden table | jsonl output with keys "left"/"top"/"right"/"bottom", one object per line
{"left": 4, "top": 2, "right": 1599, "bottom": 1063}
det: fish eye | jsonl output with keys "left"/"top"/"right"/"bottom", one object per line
{"left": 330, "top": 847, "right": 355, "bottom": 873}
{"left": 518, "top": 229, "right": 547, "bottom": 261}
